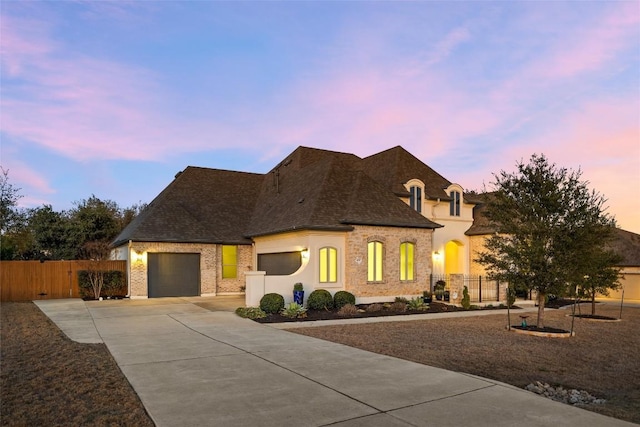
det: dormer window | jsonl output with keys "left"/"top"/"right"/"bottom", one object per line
{"left": 410, "top": 186, "right": 422, "bottom": 213}
{"left": 449, "top": 191, "right": 461, "bottom": 216}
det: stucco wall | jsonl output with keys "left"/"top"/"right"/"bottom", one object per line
{"left": 253, "top": 230, "right": 346, "bottom": 304}
{"left": 344, "top": 225, "right": 433, "bottom": 299}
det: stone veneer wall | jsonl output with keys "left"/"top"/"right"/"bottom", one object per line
{"left": 129, "top": 242, "right": 251, "bottom": 297}
{"left": 344, "top": 225, "right": 433, "bottom": 298}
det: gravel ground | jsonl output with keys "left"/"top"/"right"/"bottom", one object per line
{"left": 291, "top": 303, "right": 640, "bottom": 424}
{"left": 1, "top": 302, "right": 154, "bottom": 427}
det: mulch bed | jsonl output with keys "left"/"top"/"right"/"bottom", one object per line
{"left": 254, "top": 301, "right": 514, "bottom": 323}
{"left": 570, "top": 314, "right": 618, "bottom": 320}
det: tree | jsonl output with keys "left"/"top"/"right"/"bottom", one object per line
{"left": 28, "top": 205, "right": 77, "bottom": 260}
{"left": 477, "top": 154, "right": 617, "bottom": 328}
{"left": 0, "top": 167, "right": 22, "bottom": 234}
{"left": 70, "top": 195, "right": 121, "bottom": 245}
{"left": 575, "top": 246, "right": 622, "bottom": 316}
{"left": 0, "top": 167, "right": 29, "bottom": 259}
{"left": 78, "top": 241, "right": 112, "bottom": 299}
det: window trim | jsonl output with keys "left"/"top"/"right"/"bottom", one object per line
{"left": 319, "top": 246, "right": 338, "bottom": 283}
{"left": 367, "top": 240, "right": 384, "bottom": 282}
{"left": 399, "top": 241, "right": 415, "bottom": 282}
{"left": 409, "top": 185, "right": 422, "bottom": 213}
{"left": 449, "top": 190, "right": 461, "bottom": 217}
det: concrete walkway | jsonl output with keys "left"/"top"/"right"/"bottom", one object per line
{"left": 34, "top": 299, "right": 635, "bottom": 427}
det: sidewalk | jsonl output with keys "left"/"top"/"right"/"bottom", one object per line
{"left": 35, "top": 299, "right": 636, "bottom": 427}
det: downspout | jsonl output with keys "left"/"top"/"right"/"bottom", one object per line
{"left": 127, "top": 240, "right": 132, "bottom": 298}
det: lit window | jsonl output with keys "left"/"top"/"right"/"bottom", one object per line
{"left": 400, "top": 242, "right": 415, "bottom": 281}
{"left": 222, "top": 245, "right": 237, "bottom": 279}
{"left": 449, "top": 191, "right": 460, "bottom": 217}
{"left": 410, "top": 186, "right": 422, "bottom": 213}
{"left": 367, "top": 241, "right": 383, "bottom": 282}
{"left": 319, "top": 247, "right": 337, "bottom": 283}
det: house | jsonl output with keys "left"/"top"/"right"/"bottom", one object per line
{"left": 464, "top": 193, "right": 640, "bottom": 301}
{"left": 112, "top": 145, "right": 488, "bottom": 303}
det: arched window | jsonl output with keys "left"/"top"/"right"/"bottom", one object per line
{"left": 367, "top": 241, "right": 384, "bottom": 282}
{"left": 449, "top": 191, "right": 461, "bottom": 216}
{"left": 319, "top": 247, "right": 337, "bottom": 283}
{"left": 409, "top": 185, "right": 422, "bottom": 213}
{"left": 399, "top": 242, "right": 415, "bottom": 281}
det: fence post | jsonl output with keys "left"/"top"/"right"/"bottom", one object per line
{"left": 478, "top": 275, "right": 482, "bottom": 303}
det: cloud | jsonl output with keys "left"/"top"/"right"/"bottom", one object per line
{"left": 0, "top": 12, "right": 250, "bottom": 163}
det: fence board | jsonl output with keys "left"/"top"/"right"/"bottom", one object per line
{"left": 0, "top": 261, "right": 127, "bottom": 302}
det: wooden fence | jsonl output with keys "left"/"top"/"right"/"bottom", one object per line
{"left": 0, "top": 260, "right": 127, "bottom": 302}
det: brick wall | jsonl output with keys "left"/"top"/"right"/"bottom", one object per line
{"left": 468, "top": 235, "right": 489, "bottom": 276}
{"left": 129, "top": 242, "right": 250, "bottom": 297}
{"left": 344, "top": 225, "right": 433, "bottom": 298}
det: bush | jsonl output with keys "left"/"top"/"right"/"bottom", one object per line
{"left": 307, "top": 289, "right": 333, "bottom": 310}
{"left": 407, "top": 297, "right": 427, "bottom": 311}
{"left": 235, "top": 307, "right": 267, "bottom": 319}
{"left": 333, "top": 291, "right": 356, "bottom": 309}
{"left": 394, "top": 296, "right": 408, "bottom": 303}
{"left": 389, "top": 301, "right": 407, "bottom": 312}
{"left": 461, "top": 286, "right": 471, "bottom": 309}
{"left": 259, "top": 293, "right": 285, "bottom": 314}
{"left": 78, "top": 270, "right": 125, "bottom": 299}
{"left": 281, "top": 302, "right": 308, "bottom": 319}
{"left": 366, "top": 303, "right": 383, "bottom": 312}
{"left": 337, "top": 304, "right": 359, "bottom": 317}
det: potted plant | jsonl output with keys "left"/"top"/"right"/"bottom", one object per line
{"left": 293, "top": 283, "right": 304, "bottom": 305}
{"left": 422, "top": 290, "right": 433, "bottom": 304}
{"left": 434, "top": 280, "right": 446, "bottom": 301}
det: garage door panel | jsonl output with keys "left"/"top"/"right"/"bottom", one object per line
{"left": 148, "top": 253, "right": 200, "bottom": 298}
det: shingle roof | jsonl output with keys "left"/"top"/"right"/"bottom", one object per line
{"left": 112, "top": 167, "right": 264, "bottom": 246}
{"left": 362, "top": 146, "right": 453, "bottom": 200}
{"left": 465, "top": 192, "right": 497, "bottom": 236}
{"left": 112, "top": 146, "right": 449, "bottom": 246}
{"left": 610, "top": 228, "right": 640, "bottom": 267}
{"left": 245, "top": 147, "right": 441, "bottom": 237}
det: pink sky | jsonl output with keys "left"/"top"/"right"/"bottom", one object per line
{"left": 1, "top": 2, "right": 639, "bottom": 232}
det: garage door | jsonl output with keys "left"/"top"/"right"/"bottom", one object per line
{"left": 148, "top": 253, "right": 200, "bottom": 298}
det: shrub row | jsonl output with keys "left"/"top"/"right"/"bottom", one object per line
{"left": 254, "top": 289, "right": 357, "bottom": 314}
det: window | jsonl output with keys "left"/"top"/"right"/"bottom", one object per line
{"left": 257, "top": 252, "right": 302, "bottom": 276}
{"left": 367, "top": 241, "right": 383, "bottom": 282}
{"left": 222, "top": 245, "right": 237, "bottom": 279}
{"left": 400, "top": 242, "right": 415, "bottom": 281}
{"left": 449, "top": 191, "right": 461, "bottom": 217}
{"left": 409, "top": 185, "right": 422, "bottom": 213}
{"left": 319, "top": 247, "right": 337, "bottom": 283}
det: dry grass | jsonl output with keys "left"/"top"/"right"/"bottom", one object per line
{"left": 1, "top": 302, "right": 154, "bottom": 427}
{"left": 291, "top": 303, "right": 640, "bottom": 424}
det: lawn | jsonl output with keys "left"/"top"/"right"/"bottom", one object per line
{"left": 1, "top": 302, "right": 154, "bottom": 426}
{"left": 291, "top": 303, "right": 640, "bottom": 424}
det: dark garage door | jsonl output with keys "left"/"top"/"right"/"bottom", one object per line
{"left": 148, "top": 253, "right": 200, "bottom": 298}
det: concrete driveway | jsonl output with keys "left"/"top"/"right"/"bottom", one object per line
{"left": 35, "top": 298, "right": 635, "bottom": 427}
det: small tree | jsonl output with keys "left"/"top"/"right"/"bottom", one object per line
{"left": 477, "top": 154, "right": 616, "bottom": 328}
{"left": 576, "top": 246, "right": 622, "bottom": 316}
{"left": 78, "top": 241, "right": 112, "bottom": 299}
